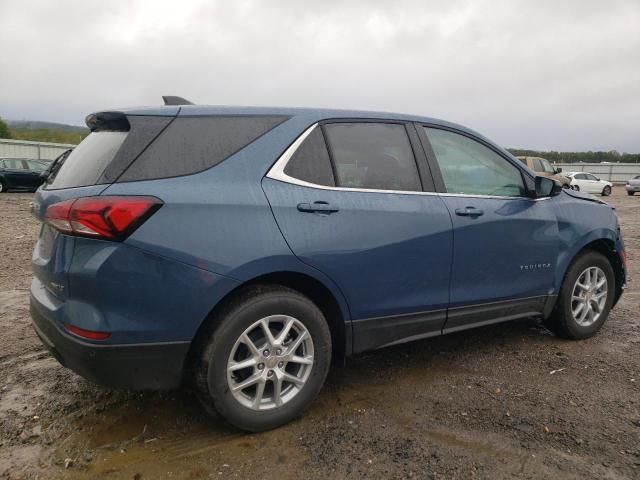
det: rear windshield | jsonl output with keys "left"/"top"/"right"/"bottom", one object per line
{"left": 46, "top": 132, "right": 127, "bottom": 189}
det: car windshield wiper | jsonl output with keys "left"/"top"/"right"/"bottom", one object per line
{"left": 45, "top": 149, "right": 72, "bottom": 183}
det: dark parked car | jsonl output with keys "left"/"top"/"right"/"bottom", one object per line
{"left": 0, "top": 158, "right": 48, "bottom": 192}
{"left": 30, "top": 101, "right": 627, "bottom": 432}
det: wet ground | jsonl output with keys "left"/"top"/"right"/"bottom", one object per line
{"left": 1, "top": 188, "right": 639, "bottom": 479}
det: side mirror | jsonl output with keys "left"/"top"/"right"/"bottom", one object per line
{"left": 535, "top": 176, "right": 562, "bottom": 198}
{"left": 555, "top": 167, "right": 562, "bottom": 173}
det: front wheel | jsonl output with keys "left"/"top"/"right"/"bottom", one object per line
{"left": 602, "top": 185, "right": 612, "bottom": 196}
{"left": 194, "top": 286, "right": 332, "bottom": 432}
{"left": 544, "top": 251, "right": 615, "bottom": 339}
{"left": 0, "top": 180, "right": 5, "bottom": 193}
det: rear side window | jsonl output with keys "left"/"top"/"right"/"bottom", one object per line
{"left": 532, "top": 158, "right": 544, "bottom": 171}
{"left": 323, "top": 123, "right": 421, "bottom": 191}
{"left": 119, "top": 116, "right": 288, "bottom": 182}
{"left": 284, "top": 128, "right": 335, "bottom": 186}
{"left": 47, "top": 132, "right": 128, "bottom": 189}
{"left": 4, "top": 159, "right": 26, "bottom": 169}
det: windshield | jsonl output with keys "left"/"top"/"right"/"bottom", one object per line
{"left": 45, "top": 132, "right": 127, "bottom": 189}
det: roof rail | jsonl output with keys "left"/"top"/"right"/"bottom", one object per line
{"left": 162, "top": 96, "right": 194, "bottom": 106}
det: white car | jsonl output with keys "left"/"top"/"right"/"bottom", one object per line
{"left": 564, "top": 172, "right": 613, "bottom": 196}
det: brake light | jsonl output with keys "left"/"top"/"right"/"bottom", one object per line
{"left": 44, "top": 196, "right": 162, "bottom": 240}
{"left": 64, "top": 323, "right": 111, "bottom": 341}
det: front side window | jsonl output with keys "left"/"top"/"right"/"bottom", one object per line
{"left": 323, "top": 123, "right": 421, "bottom": 191}
{"left": 25, "top": 160, "right": 47, "bottom": 172}
{"left": 424, "top": 128, "right": 525, "bottom": 197}
{"left": 539, "top": 158, "right": 555, "bottom": 173}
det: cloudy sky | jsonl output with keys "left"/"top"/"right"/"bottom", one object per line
{"left": 1, "top": 0, "right": 638, "bottom": 152}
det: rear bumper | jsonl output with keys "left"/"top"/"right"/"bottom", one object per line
{"left": 30, "top": 297, "right": 190, "bottom": 390}
{"left": 625, "top": 185, "right": 640, "bottom": 192}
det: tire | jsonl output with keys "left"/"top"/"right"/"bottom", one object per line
{"left": 544, "top": 251, "right": 615, "bottom": 340}
{"left": 574, "top": 185, "right": 580, "bottom": 191}
{"left": 627, "top": 191, "right": 634, "bottom": 196}
{"left": 194, "top": 285, "right": 332, "bottom": 432}
{"left": 602, "top": 185, "right": 612, "bottom": 196}
{"left": 0, "top": 180, "right": 5, "bottom": 193}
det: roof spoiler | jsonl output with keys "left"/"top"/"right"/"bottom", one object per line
{"left": 85, "top": 111, "right": 130, "bottom": 132}
{"left": 162, "top": 96, "right": 194, "bottom": 106}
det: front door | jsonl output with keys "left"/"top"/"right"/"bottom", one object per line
{"left": 263, "top": 121, "right": 453, "bottom": 352}
{"left": 419, "top": 126, "right": 560, "bottom": 332}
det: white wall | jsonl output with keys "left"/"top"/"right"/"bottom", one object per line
{"left": 0, "top": 139, "right": 75, "bottom": 161}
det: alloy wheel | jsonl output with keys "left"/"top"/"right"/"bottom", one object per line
{"left": 226, "top": 315, "right": 314, "bottom": 411}
{"left": 571, "top": 266, "right": 608, "bottom": 327}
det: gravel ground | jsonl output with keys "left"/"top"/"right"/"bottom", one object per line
{"left": 0, "top": 188, "right": 638, "bottom": 480}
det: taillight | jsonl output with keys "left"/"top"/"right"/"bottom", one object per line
{"left": 44, "top": 196, "right": 162, "bottom": 240}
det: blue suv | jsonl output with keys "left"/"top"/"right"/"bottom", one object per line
{"left": 30, "top": 99, "right": 627, "bottom": 431}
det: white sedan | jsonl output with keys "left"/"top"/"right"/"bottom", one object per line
{"left": 564, "top": 172, "right": 613, "bottom": 196}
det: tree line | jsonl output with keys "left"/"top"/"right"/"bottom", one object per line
{"left": 508, "top": 148, "right": 640, "bottom": 164}
{"left": 0, "top": 117, "right": 88, "bottom": 144}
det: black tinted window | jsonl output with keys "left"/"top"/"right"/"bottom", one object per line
{"left": 119, "top": 115, "right": 288, "bottom": 181}
{"left": 47, "top": 132, "right": 128, "bottom": 189}
{"left": 284, "top": 128, "right": 335, "bottom": 186}
{"left": 323, "top": 123, "right": 421, "bottom": 191}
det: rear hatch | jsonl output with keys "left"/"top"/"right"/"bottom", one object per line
{"left": 31, "top": 109, "right": 178, "bottom": 299}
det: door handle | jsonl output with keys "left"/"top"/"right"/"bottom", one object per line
{"left": 455, "top": 206, "right": 484, "bottom": 217}
{"left": 297, "top": 201, "right": 339, "bottom": 214}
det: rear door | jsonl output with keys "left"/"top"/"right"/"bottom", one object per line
{"left": 263, "top": 121, "right": 453, "bottom": 352}
{"left": 417, "top": 125, "right": 560, "bottom": 332}
{"left": 572, "top": 173, "right": 589, "bottom": 192}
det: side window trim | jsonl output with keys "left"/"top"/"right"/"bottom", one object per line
{"left": 416, "top": 123, "right": 532, "bottom": 199}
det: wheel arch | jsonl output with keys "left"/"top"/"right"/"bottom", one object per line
{"left": 185, "top": 270, "right": 352, "bottom": 382}
{"left": 557, "top": 236, "right": 624, "bottom": 308}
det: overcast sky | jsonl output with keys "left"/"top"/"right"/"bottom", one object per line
{"left": 1, "top": 0, "right": 638, "bottom": 152}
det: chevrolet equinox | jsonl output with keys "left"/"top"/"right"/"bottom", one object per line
{"left": 30, "top": 98, "right": 627, "bottom": 431}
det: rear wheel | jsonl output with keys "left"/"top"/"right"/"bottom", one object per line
{"left": 544, "top": 251, "right": 614, "bottom": 339}
{"left": 0, "top": 180, "right": 5, "bottom": 193}
{"left": 602, "top": 185, "right": 612, "bottom": 196}
{"left": 194, "top": 285, "right": 331, "bottom": 431}
{"left": 574, "top": 185, "right": 580, "bottom": 191}
{"left": 627, "top": 191, "right": 634, "bottom": 196}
